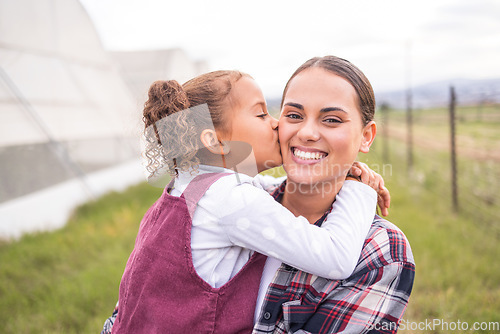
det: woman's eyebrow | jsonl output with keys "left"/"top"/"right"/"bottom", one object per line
{"left": 284, "top": 103, "right": 347, "bottom": 114}
{"left": 320, "top": 107, "right": 347, "bottom": 114}
{"left": 284, "top": 102, "right": 304, "bottom": 110}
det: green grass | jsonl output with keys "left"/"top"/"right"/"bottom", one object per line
{"left": 0, "top": 183, "right": 163, "bottom": 333}
{"left": 369, "top": 104, "right": 500, "bottom": 332}
{"left": 381, "top": 105, "right": 500, "bottom": 154}
{"left": 376, "top": 105, "right": 500, "bottom": 228}
{"left": 361, "top": 139, "right": 500, "bottom": 333}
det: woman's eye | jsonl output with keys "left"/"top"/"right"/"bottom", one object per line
{"left": 257, "top": 113, "right": 268, "bottom": 118}
{"left": 285, "top": 113, "right": 302, "bottom": 120}
{"left": 324, "top": 118, "right": 342, "bottom": 124}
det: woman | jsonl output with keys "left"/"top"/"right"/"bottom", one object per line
{"left": 250, "top": 56, "right": 415, "bottom": 333}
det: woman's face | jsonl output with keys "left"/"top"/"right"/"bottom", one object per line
{"left": 279, "top": 67, "right": 375, "bottom": 185}
{"left": 226, "top": 76, "right": 282, "bottom": 172}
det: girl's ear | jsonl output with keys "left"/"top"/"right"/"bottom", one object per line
{"left": 200, "top": 129, "right": 230, "bottom": 155}
{"left": 359, "top": 121, "right": 377, "bottom": 153}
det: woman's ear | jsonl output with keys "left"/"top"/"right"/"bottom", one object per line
{"left": 359, "top": 121, "right": 377, "bottom": 153}
{"left": 200, "top": 129, "right": 230, "bottom": 155}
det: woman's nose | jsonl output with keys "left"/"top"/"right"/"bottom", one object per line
{"left": 297, "top": 121, "right": 320, "bottom": 141}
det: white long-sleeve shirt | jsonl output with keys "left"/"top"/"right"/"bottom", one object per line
{"left": 171, "top": 165, "right": 377, "bottom": 289}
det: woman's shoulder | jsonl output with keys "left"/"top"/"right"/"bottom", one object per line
{"left": 359, "top": 215, "right": 415, "bottom": 269}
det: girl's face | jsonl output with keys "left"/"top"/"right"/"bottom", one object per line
{"left": 225, "top": 76, "right": 282, "bottom": 172}
{"left": 279, "top": 67, "right": 375, "bottom": 185}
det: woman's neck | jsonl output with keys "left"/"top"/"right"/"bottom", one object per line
{"left": 281, "top": 179, "right": 344, "bottom": 224}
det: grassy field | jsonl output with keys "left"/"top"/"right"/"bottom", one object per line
{"left": 362, "top": 140, "right": 500, "bottom": 333}
{"left": 377, "top": 104, "right": 500, "bottom": 228}
{"left": 368, "top": 104, "right": 500, "bottom": 332}
{"left": 382, "top": 104, "right": 500, "bottom": 154}
{"left": 0, "top": 105, "right": 499, "bottom": 333}
{"left": 0, "top": 183, "right": 163, "bottom": 333}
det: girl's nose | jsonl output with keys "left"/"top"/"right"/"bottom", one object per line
{"left": 297, "top": 121, "right": 320, "bottom": 142}
{"left": 270, "top": 116, "right": 279, "bottom": 130}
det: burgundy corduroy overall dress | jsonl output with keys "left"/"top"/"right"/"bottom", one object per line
{"left": 112, "top": 172, "right": 267, "bottom": 333}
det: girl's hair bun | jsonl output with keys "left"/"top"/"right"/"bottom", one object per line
{"left": 143, "top": 80, "right": 190, "bottom": 129}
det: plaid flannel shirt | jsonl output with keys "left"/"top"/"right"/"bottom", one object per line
{"left": 252, "top": 181, "right": 415, "bottom": 334}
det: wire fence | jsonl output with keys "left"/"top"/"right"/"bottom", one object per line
{"left": 374, "top": 88, "right": 500, "bottom": 232}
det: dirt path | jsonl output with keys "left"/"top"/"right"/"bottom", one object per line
{"left": 385, "top": 125, "right": 500, "bottom": 162}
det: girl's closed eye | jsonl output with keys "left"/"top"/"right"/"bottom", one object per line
{"left": 257, "top": 113, "right": 268, "bottom": 118}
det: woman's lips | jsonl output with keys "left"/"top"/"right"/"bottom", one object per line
{"left": 290, "top": 147, "right": 328, "bottom": 164}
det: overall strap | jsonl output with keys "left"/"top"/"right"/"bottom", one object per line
{"left": 182, "top": 172, "right": 232, "bottom": 217}
{"left": 165, "top": 178, "right": 175, "bottom": 193}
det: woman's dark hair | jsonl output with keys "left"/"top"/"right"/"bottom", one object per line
{"left": 143, "top": 70, "right": 248, "bottom": 178}
{"left": 281, "top": 56, "right": 375, "bottom": 125}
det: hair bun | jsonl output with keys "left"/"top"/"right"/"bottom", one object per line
{"left": 148, "top": 80, "right": 189, "bottom": 114}
{"left": 143, "top": 80, "right": 190, "bottom": 129}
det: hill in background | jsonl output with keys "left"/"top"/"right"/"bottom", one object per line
{"left": 266, "top": 77, "right": 500, "bottom": 111}
{"left": 376, "top": 77, "right": 500, "bottom": 109}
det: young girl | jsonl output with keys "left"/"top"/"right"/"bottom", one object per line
{"left": 107, "top": 71, "right": 389, "bottom": 333}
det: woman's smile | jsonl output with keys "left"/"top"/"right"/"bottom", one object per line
{"left": 290, "top": 146, "right": 328, "bottom": 164}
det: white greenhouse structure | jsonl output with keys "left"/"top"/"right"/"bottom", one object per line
{"left": 0, "top": 0, "right": 205, "bottom": 239}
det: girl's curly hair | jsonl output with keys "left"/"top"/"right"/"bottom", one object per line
{"left": 142, "top": 70, "right": 247, "bottom": 179}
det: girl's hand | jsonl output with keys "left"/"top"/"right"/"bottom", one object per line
{"left": 347, "top": 162, "right": 391, "bottom": 217}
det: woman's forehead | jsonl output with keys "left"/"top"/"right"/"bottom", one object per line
{"left": 283, "top": 68, "right": 358, "bottom": 107}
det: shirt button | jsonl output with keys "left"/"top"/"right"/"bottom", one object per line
{"left": 263, "top": 311, "right": 272, "bottom": 320}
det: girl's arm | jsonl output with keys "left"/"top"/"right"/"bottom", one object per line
{"left": 214, "top": 174, "right": 378, "bottom": 280}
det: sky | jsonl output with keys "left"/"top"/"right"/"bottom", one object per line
{"left": 80, "top": 0, "right": 500, "bottom": 99}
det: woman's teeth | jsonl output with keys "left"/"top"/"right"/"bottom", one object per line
{"left": 292, "top": 148, "right": 327, "bottom": 160}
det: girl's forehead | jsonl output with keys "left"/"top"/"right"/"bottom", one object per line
{"left": 231, "top": 77, "right": 265, "bottom": 106}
